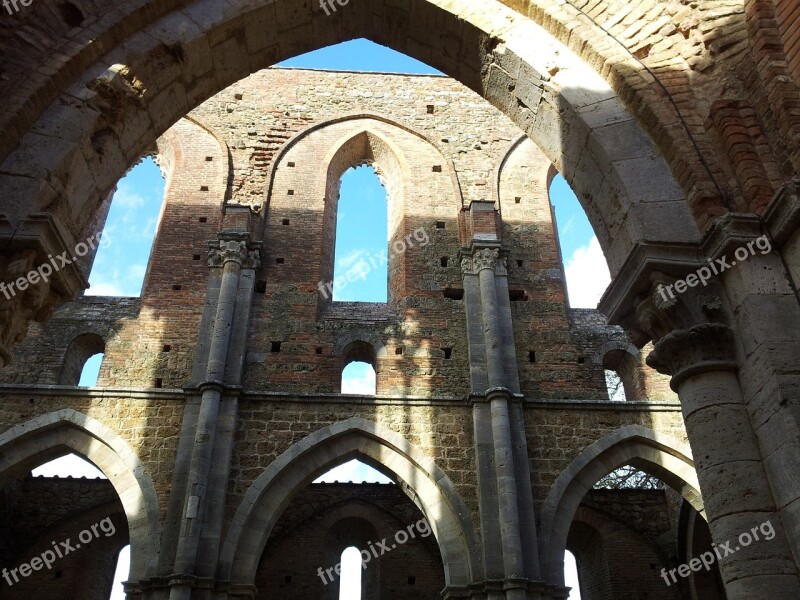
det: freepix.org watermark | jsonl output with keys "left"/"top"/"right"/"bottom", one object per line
{"left": 0, "top": 232, "right": 108, "bottom": 301}
{"left": 317, "top": 518, "right": 432, "bottom": 585}
{"left": 318, "top": 227, "right": 430, "bottom": 300}
{"left": 2, "top": 516, "right": 116, "bottom": 587}
{"left": 657, "top": 234, "right": 772, "bottom": 303}
{"left": 2, "top": 0, "right": 33, "bottom": 15}
{"left": 660, "top": 519, "right": 775, "bottom": 587}
{"left": 319, "top": 0, "right": 350, "bottom": 16}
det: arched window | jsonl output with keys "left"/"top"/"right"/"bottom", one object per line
{"left": 601, "top": 346, "right": 645, "bottom": 402}
{"left": 332, "top": 165, "right": 389, "bottom": 302}
{"left": 85, "top": 156, "right": 166, "bottom": 297}
{"left": 340, "top": 340, "right": 379, "bottom": 395}
{"left": 339, "top": 546, "right": 363, "bottom": 600}
{"left": 548, "top": 172, "right": 611, "bottom": 309}
{"left": 59, "top": 333, "right": 105, "bottom": 386}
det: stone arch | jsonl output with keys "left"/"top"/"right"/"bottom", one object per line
{"left": 539, "top": 425, "right": 702, "bottom": 584}
{"left": 219, "top": 417, "right": 482, "bottom": 588}
{"left": 0, "top": 409, "right": 161, "bottom": 580}
{"left": 592, "top": 340, "right": 645, "bottom": 402}
{"left": 0, "top": 0, "right": 699, "bottom": 289}
{"left": 264, "top": 112, "right": 462, "bottom": 212}
{"left": 58, "top": 332, "right": 106, "bottom": 385}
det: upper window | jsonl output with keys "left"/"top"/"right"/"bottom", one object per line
{"left": 59, "top": 333, "right": 105, "bottom": 386}
{"left": 85, "top": 156, "right": 165, "bottom": 297}
{"left": 331, "top": 165, "right": 389, "bottom": 302}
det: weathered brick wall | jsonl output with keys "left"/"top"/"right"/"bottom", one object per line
{"left": 525, "top": 405, "right": 688, "bottom": 507}
{"left": 0, "top": 390, "right": 183, "bottom": 518}
{"left": 0, "top": 68, "right": 666, "bottom": 403}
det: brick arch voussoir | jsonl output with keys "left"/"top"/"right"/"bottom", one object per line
{"left": 539, "top": 424, "right": 703, "bottom": 585}
{"left": 219, "top": 417, "right": 482, "bottom": 587}
{"left": 0, "top": 409, "right": 161, "bottom": 580}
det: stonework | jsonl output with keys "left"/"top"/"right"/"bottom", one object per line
{"left": 0, "top": 2, "right": 799, "bottom": 600}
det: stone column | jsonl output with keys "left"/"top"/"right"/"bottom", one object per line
{"left": 643, "top": 308, "right": 800, "bottom": 598}
{"left": 168, "top": 231, "right": 261, "bottom": 600}
{"left": 462, "top": 244, "right": 530, "bottom": 600}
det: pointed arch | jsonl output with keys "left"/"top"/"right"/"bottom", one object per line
{"left": 539, "top": 425, "right": 702, "bottom": 584}
{"left": 219, "top": 418, "right": 482, "bottom": 587}
{"left": 0, "top": 409, "right": 161, "bottom": 580}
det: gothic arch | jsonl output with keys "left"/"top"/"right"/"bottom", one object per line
{"left": 218, "top": 417, "right": 482, "bottom": 588}
{"left": 0, "top": 409, "right": 162, "bottom": 580}
{"left": 0, "top": 0, "right": 699, "bottom": 290}
{"left": 539, "top": 424, "right": 702, "bottom": 584}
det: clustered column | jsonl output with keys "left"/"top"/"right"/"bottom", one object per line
{"left": 169, "top": 230, "right": 261, "bottom": 600}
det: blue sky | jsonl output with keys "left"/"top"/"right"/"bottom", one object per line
{"left": 68, "top": 38, "right": 598, "bottom": 599}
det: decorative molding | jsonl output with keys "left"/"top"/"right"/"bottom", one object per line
{"left": 646, "top": 323, "right": 738, "bottom": 388}
{"left": 208, "top": 231, "right": 261, "bottom": 269}
{"left": 460, "top": 247, "right": 508, "bottom": 276}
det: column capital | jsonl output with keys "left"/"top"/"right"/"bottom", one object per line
{"left": 208, "top": 230, "right": 261, "bottom": 269}
{"left": 646, "top": 323, "right": 738, "bottom": 388}
{"left": 459, "top": 245, "right": 507, "bottom": 276}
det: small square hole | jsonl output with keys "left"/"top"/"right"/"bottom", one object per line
{"left": 578, "top": 356, "right": 586, "bottom": 364}
{"left": 395, "top": 347, "right": 403, "bottom": 355}
{"left": 436, "top": 221, "right": 446, "bottom": 229}
{"left": 529, "top": 351, "right": 536, "bottom": 363}
{"left": 427, "top": 105, "right": 435, "bottom": 114}
{"left": 282, "top": 219, "right": 290, "bottom": 226}
{"left": 515, "top": 196, "right": 522, "bottom": 204}
{"left": 276, "top": 257, "right": 285, "bottom": 264}
{"left": 154, "top": 378, "right": 163, "bottom": 388}
{"left": 193, "top": 254, "right": 201, "bottom": 261}
{"left": 516, "top": 260, "right": 523, "bottom": 268}
{"left": 288, "top": 162, "right": 296, "bottom": 168}
{"left": 256, "top": 281, "right": 267, "bottom": 294}
{"left": 199, "top": 217, "right": 208, "bottom": 223}
{"left": 408, "top": 576, "right": 416, "bottom": 585}
{"left": 315, "top": 347, "right": 323, "bottom": 355}
{"left": 509, "top": 290, "right": 528, "bottom": 302}
{"left": 287, "top": 190, "right": 295, "bottom": 195}
{"left": 271, "top": 342, "right": 282, "bottom": 353}
{"left": 443, "top": 348, "right": 453, "bottom": 360}
{"left": 200, "top": 185, "right": 209, "bottom": 191}
{"left": 440, "top": 257, "right": 449, "bottom": 267}
{"left": 444, "top": 288, "right": 464, "bottom": 300}
{"left": 284, "top": 575, "right": 293, "bottom": 583}
{"left": 172, "top": 285, "right": 182, "bottom": 291}
{"left": 162, "top": 345, "right": 172, "bottom": 353}
{"left": 432, "top": 165, "right": 442, "bottom": 173}
{"left": 234, "top": 93, "right": 243, "bottom": 100}
{"left": 205, "top": 156, "right": 213, "bottom": 162}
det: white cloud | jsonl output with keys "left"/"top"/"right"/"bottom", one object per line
{"left": 564, "top": 236, "right": 611, "bottom": 309}
{"left": 336, "top": 247, "right": 370, "bottom": 269}
{"left": 341, "top": 364, "right": 376, "bottom": 395}
{"left": 111, "top": 184, "right": 145, "bottom": 209}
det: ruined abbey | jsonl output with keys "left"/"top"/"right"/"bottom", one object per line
{"left": 0, "top": 1, "right": 799, "bottom": 599}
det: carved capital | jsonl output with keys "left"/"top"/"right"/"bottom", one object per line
{"left": 460, "top": 247, "right": 507, "bottom": 276}
{"left": 208, "top": 231, "right": 261, "bottom": 269}
{"left": 646, "top": 323, "right": 737, "bottom": 388}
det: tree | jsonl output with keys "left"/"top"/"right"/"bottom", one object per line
{"left": 594, "top": 465, "right": 662, "bottom": 490}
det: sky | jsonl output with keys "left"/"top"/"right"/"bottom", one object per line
{"left": 46, "top": 38, "right": 597, "bottom": 600}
